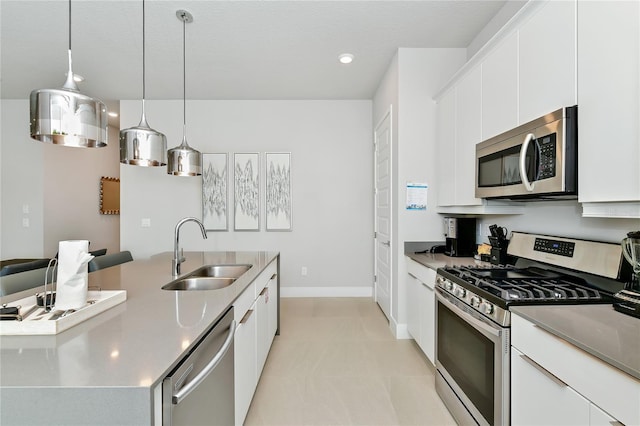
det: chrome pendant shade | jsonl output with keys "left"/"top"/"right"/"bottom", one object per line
{"left": 120, "top": 0, "right": 167, "bottom": 166}
{"left": 167, "top": 10, "right": 202, "bottom": 176}
{"left": 29, "top": 0, "right": 107, "bottom": 148}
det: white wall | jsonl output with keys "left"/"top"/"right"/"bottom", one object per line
{"left": 372, "top": 49, "right": 466, "bottom": 334}
{"left": 120, "top": 100, "right": 373, "bottom": 294}
{"left": 0, "top": 100, "right": 121, "bottom": 259}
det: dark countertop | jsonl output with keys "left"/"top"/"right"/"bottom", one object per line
{"left": 405, "top": 251, "right": 485, "bottom": 271}
{"left": 511, "top": 304, "right": 640, "bottom": 380}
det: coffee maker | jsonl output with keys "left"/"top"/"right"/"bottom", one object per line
{"left": 443, "top": 217, "right": 476, "bottom": 257}
{"left": 614, "top": 231, "right": 640, "bottom": 318}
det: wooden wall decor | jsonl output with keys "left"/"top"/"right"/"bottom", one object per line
{"left": 100, "top": 176, "right": 120, "bottom": 215}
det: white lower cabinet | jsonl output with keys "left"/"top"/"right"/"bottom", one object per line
{"left": 406, "top": 258, "right": 436, "bottom": 365}
{"left": 511, "top": 313, "right": 633, "bottom": 426}
{"left": 234, "top": 260, "right": 278, "bottom": 425}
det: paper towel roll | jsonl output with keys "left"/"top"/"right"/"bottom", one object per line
{"left": 55, "top": 240, "right": 94, "bottom": 310}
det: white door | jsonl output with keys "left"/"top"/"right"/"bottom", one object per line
{"left": 374, "top": 109, "right": 392, "bottom": 320}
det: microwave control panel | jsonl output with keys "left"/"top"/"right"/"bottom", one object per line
{"left": 534, "top": 237, "right": 575, "bottom": 257}
{"left": 537, "top": 133, "right": 557, "bottom": 180}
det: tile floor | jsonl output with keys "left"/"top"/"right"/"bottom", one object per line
{"left": 244, "top": 297, "right": 456, "bottom": 426}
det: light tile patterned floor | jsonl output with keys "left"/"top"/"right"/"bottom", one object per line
{"left": 244, "top": 297, "right": 456, "bottom": 426}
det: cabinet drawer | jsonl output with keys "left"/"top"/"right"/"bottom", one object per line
{"left": 512, "top": 313, "right": 640, "bottom": 425}
{"left": 255, "top": 260, "right": 277, "bottom": 292}
{"left": 234, "top": 281, "right": 257, "bottom": 322}
{"left": 406, "top": 258, "right": 436, "bottom": 289}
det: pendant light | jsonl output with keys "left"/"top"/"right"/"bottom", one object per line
{"left": 120, "top": 0, "right": 167, "bottom": 166}
{"left": 29, "top": 0, "right": 107, "bottom": 148}
{"left": 167, "top": 10, "right": 202, "bottom": 176}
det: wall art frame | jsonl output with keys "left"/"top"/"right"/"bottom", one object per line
{"left": 265, "top": 152, "right": 292, "bottom": 231}
{"left": 99, "top": 176, "right": 120, "bottom": 215}
{"left": 233, "top": 152, "right": 260, "bottom": 231}
{"left": 202, "top": 153, "right": 229, "bottom": 231}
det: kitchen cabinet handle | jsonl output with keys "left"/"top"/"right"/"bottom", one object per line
{"left": 519, "top": 133, "right": 536, "bottom": 192}
{"left": 172, "top": 320, "right": 237, "bottom": 404}
{"left": 518, "top": 353, "right": 568, "bottom": 387}
{"left": 240, "top": 309, "right": 254, "bottom": 324}
{"left": 270, "top": 273, "right": 277, "bottom": 280}
{"left": 407, "top": 273, "right": 418, "bottom": 279}
{"left": 382, "top": 241, "right": 390, "bottom": 247}
{"left": 260, "top": 288, "right": 268, "bottom": 296}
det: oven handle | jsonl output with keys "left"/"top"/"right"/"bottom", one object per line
{"left": 436, "top": 289, "right": 501, "bottom": 338}
{"left": 519, "top": 133, "right": 536, "bottom": 192}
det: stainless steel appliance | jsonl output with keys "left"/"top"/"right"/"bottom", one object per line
{"left": 614, "top": 231, "right": 640, "bottom": 318}
{"left": 163, "top": 307, "right": 236, "bottom": 426}
{"left": 444, "top": 217, "right": 476, "bottom": 257}
{"left": 475, "top": 106, "right": 577, "bottom": 199}
{"left": 435, "top": 232, "right": 626, "bottom": 426}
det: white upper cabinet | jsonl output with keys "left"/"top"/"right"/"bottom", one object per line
{"left": 518, "top": 0, "right": 577, "bottom": 124}
{"left": 577, "top": 0, "right": 640, "bottom": 213}
{"left": 455, "top": 67, "right": 483, "bottom": 206}
{"left": 436, "top": 88, "right": 457, "bottom": 207}
{"left": 481, "top": 32, "right": 518, "bottom": 140}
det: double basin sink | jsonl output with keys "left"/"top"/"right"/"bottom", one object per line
{"left": 162, "top": 264, "right": 252, "bottom": 291}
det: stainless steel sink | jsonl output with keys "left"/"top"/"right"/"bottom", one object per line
{"left": 162, "top": 277, "right": 237, "bottom": 291}
{"left": 188, "top": 264, "right": 252, "bottom": 279}
{"left": 162, "top": 264, "right": 253, "bottom": 291}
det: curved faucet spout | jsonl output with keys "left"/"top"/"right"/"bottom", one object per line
{"left": 172, "top": 217, "right": 208, "bottom": 276}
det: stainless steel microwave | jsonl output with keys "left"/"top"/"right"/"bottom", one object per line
{"left": 475, "top": 106, "right": 577, "bottom": 199}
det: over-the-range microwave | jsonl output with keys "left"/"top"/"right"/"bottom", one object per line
{"left": 475, "top": 105, "right": 577, "bottom": 200}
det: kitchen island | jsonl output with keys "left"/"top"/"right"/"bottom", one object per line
{"left": 0, "top": 251, "right": 279, "bottom": 425}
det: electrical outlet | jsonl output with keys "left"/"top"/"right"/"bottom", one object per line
{"left": 22, "top": 218, "right": 29, "bottom": 228}
{"left": 301, "top": 266, "right": 308, "bottom": 276}
{"left": 141, "top": 218, "right": 151, "bottom": 228}
{"left": 484, "top": 224, "right": 492, "bottom": 237}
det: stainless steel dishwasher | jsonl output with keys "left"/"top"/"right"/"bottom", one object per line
{"left": 163, "top": 307, "right": 236, "bottom": 426}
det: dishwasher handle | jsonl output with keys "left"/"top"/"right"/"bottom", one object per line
{"left": 172, "top": 319, "right": 237, "bottom": 405}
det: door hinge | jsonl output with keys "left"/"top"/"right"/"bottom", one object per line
{"left": 374, "top": 275, "right": 377, "bottom": 283}
{"left": 374, "top": 231, "right": 377, "bottom": 239}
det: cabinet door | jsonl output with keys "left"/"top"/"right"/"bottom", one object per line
{"left": 482, "top": 32, "right": 518, "bottom": 140}
{"left": 406, "top": 273, "right": 420, "bottom": 341}
{"left": 256, "top": 287, "right": 269, "bottom": 376}
{"left": 436, "top": 88, "right": 457, "bottom": 206}
{"left": 512, "top": 347, "right": 590, "bottom": 425}
{"left": 519, "top": 0, "right": 576, "bottom": 124}
{"left": 455, "top": 67, "right": 483, "bottom": 206}
{"left": 577, "top": 0, "right": 640, "bottom": 204}
{"left": 234, "top": 301, "right": 257, "bottom": 425}
{"left": 266, "top": 274, "right": 278, "bottom": 347}
{"left": 418, "top": 279, "right": 435, "bottom": 365}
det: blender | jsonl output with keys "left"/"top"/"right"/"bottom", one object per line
{"left": 614, "top": 231, "right": 640, "bottom": 318}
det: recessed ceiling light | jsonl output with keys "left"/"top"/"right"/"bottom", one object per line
{"left": 108, "top": 111, "right": 119, "bottom": 118}
{"left": 338, "top": 53, "right": 354, "bottom": 64}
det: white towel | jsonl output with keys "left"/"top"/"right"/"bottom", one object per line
{"left": 55, "top": 240, "right": 94, "bottom": 310}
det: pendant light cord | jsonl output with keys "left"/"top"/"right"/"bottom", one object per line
{"left": 68, "top": 0, "right": 72, "bottom": 50}
{"left": 142, "top": 0, "right": 146, "bottom": 100}
{"left": 182, "top": 15, "right": 187, "bottom": 131}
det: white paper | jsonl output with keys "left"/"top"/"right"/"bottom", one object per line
{"left": 406, "top": 182, "right": 428, "bottom": 210}
{"left": 55, "top": 240, "right": 93, "bottom": 310}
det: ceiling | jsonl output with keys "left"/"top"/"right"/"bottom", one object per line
{"left": 1, "top": 0, "right": 513, "bottom": 105}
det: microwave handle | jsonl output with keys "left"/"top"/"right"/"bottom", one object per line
{"left": 519, "top": 133, "right": 536, "bottom": 192}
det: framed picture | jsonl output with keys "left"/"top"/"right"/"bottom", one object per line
{"left": 265, "top": 152, "right": 292, "bottom": 231}
{"left": 234, "top": 153, "right": 260, "bottom": 231}
{"left": 202, "top": 153, "right": 228, "bottom": 231}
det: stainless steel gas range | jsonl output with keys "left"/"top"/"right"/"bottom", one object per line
{"left": 434, "top": 232, "right": 627, "bottom": 426}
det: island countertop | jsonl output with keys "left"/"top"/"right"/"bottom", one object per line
{"left": 0, "top": 251, "right": 279, "bottom": 389}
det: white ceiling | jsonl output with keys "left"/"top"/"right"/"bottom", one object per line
{"left": 1, "top": 0, "right": 513, "bottom": 104}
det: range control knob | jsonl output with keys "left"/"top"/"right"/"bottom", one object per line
{"left": 436, "top": 276, "right": 444, "bottom": 286}
{"left": 470, "top": 296, "right": 480, "bottom": 307}
{"left": 455, "top": 287, "right": 467, "bottom": 298}
{"left": 480, "top": 302, "right": 494, "bottom": 315}
{"left": 445, "top": 281, "right": 454, "bottom": 292}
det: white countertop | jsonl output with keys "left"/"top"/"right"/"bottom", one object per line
{"left": 0, "top": 251, "right": 279, "bottom": 389}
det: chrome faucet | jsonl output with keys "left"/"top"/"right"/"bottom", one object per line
{"left": 172, "top": 217, "right": 208, "bottom": 276}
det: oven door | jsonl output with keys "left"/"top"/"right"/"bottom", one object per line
{"left": 435, "top": 288, "right": 510, "bottom": 426}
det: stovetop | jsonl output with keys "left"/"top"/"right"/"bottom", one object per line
{"left": 438, "top": 265, "right": 613, "bottom": 307}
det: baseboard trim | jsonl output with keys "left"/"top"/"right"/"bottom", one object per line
{"left": 390, "top": 317, "right": 412, "bottom": 339}
{"left": 281, "top": 286, "right": 373, "bottom": 298}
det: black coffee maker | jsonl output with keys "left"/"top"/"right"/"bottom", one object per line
{"left": 488, "top": 224, "right": 509, "bottom": 265}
